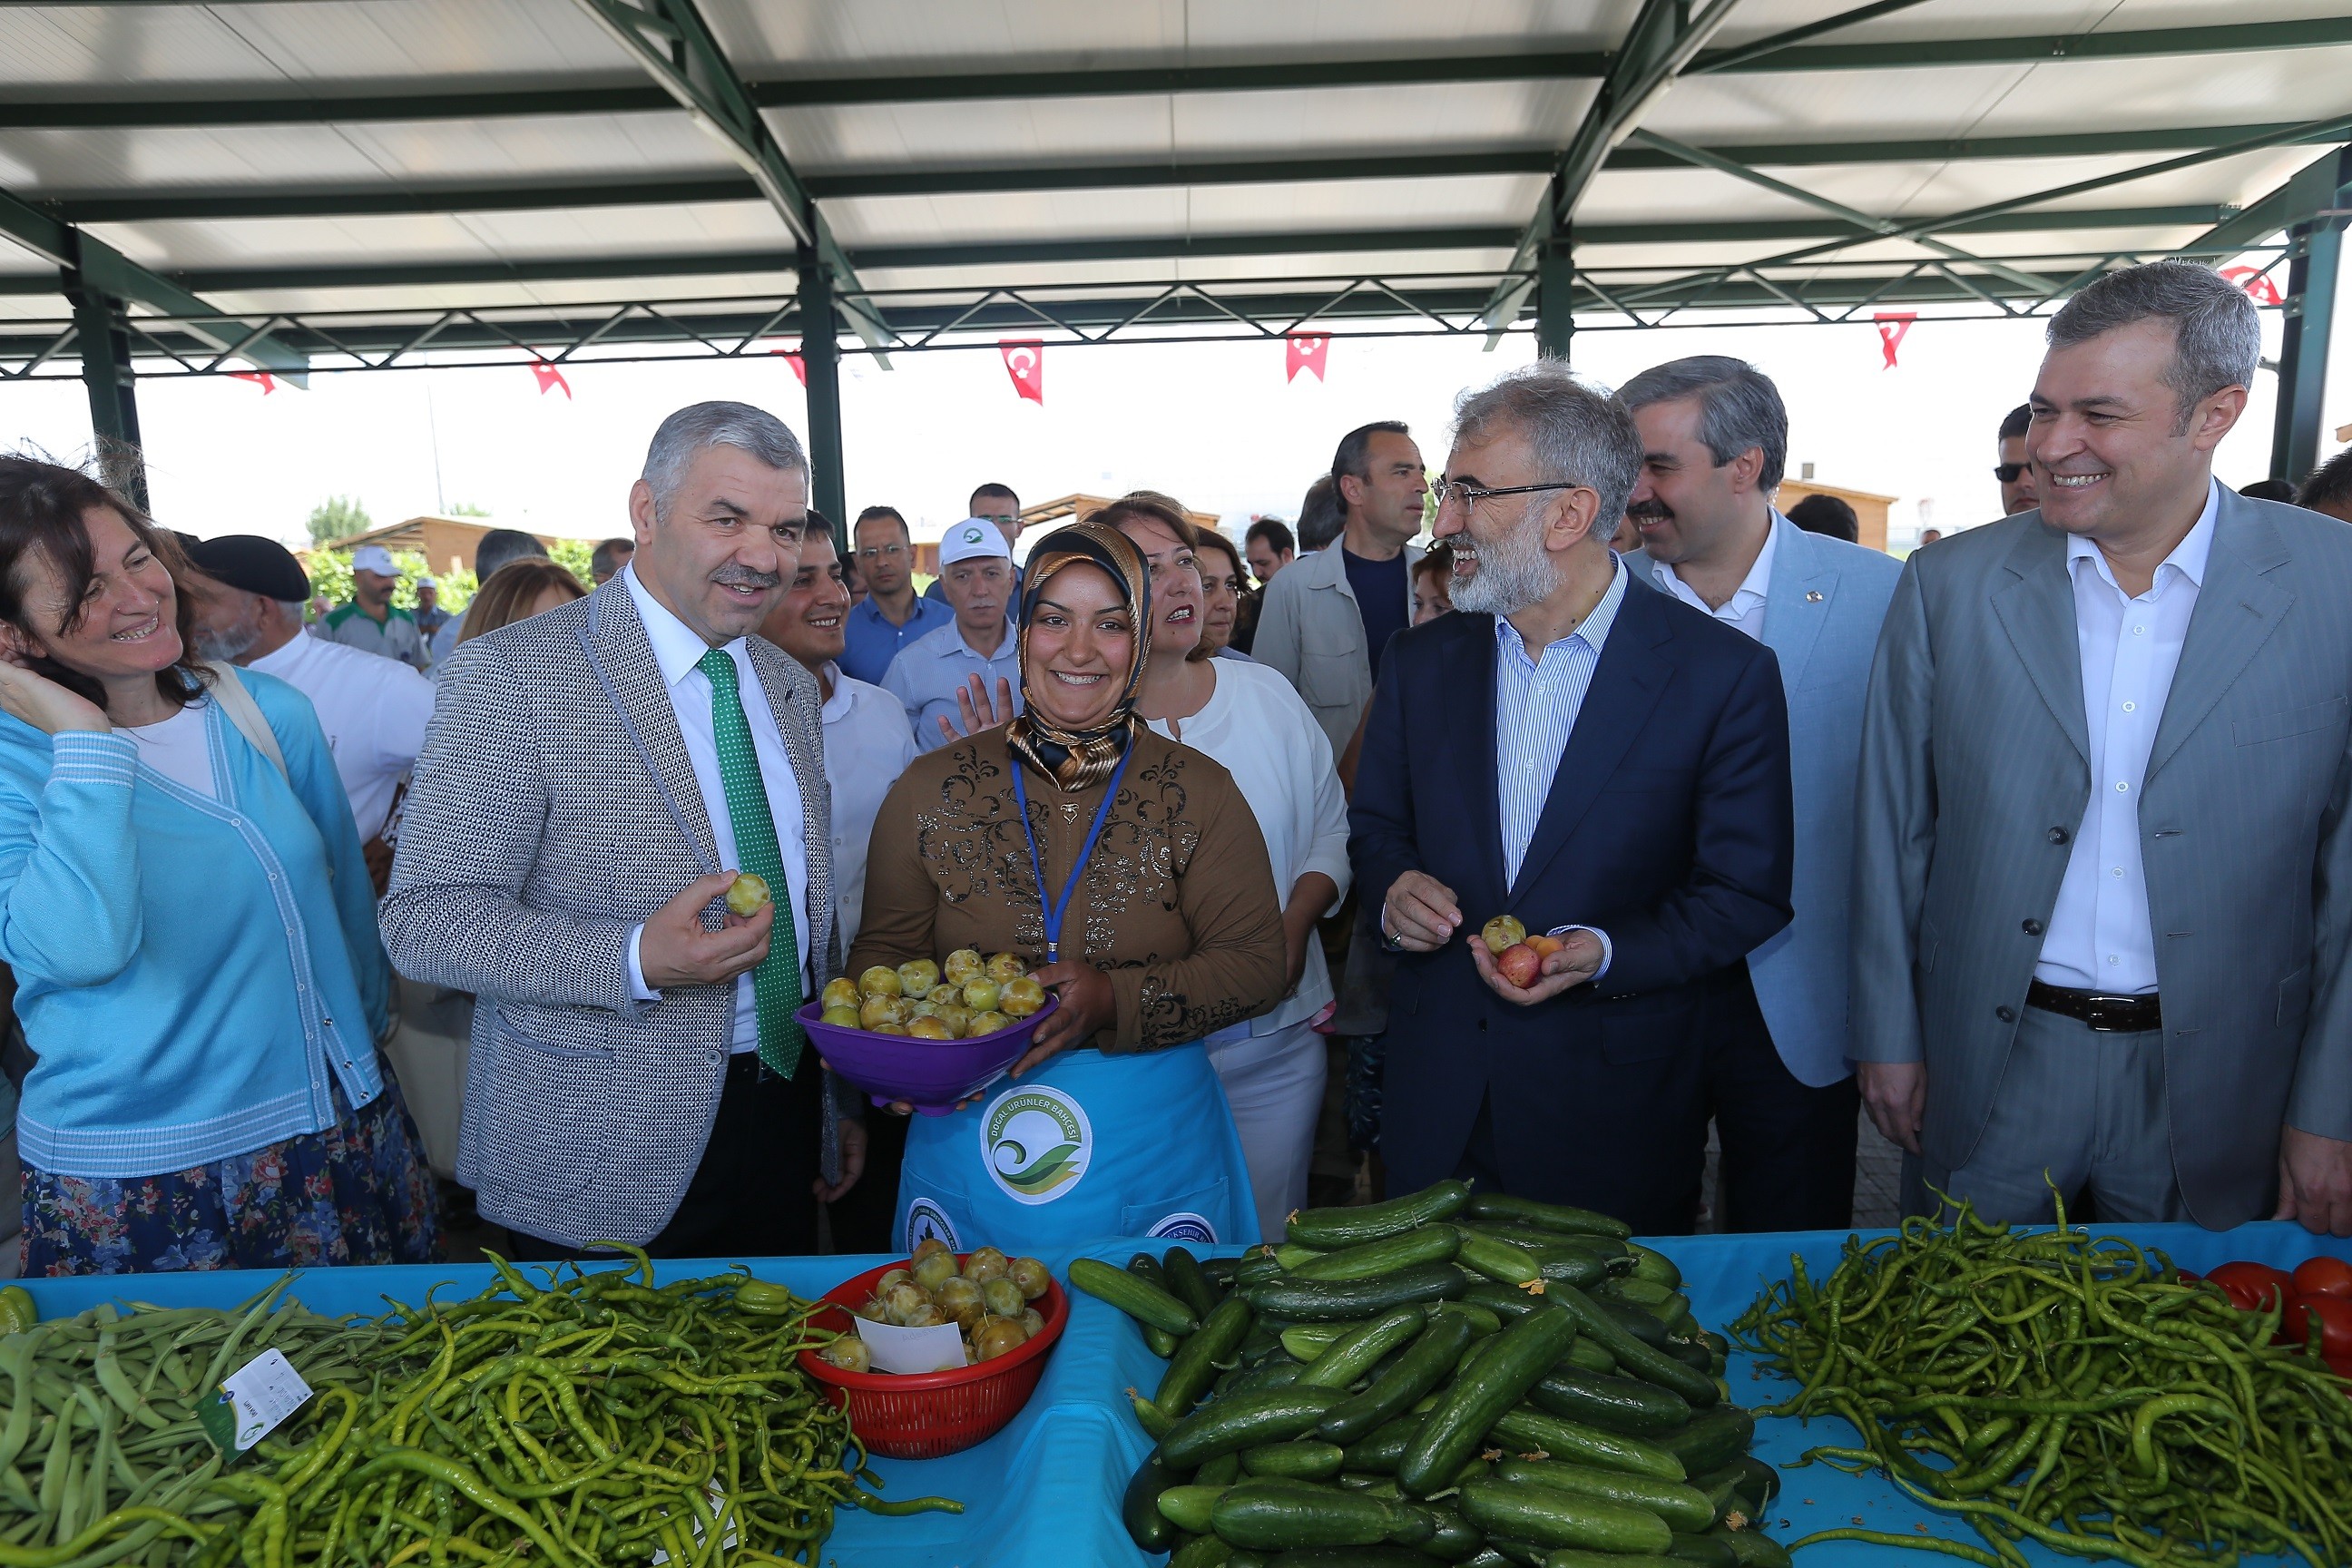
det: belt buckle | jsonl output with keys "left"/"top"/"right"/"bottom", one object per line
{"left": 2082, "top": 994, "right": 2148, "bottom": 1033}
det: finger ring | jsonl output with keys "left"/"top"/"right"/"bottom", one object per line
{"left": 1383, "top": 923, "right": 1406, "bottom": 952}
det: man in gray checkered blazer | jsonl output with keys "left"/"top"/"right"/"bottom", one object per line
{"left": 382, "top": 402, "right": 862, "bottom": 1255}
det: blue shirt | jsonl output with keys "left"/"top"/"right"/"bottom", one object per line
{"left": 1494, "top": 555, "right": 1628, "bottom": 973}
{"left": 840, "top": 593, "right": 954, "bottom": 687}
{"left": 882, "top": 618, "right": 1024, "bottom": 751}
{"left": 0, "top": 674, "right": 389, "bottom": 1178}
{"left": 1343, "top": 548, "right": 1411, "bottom": 684}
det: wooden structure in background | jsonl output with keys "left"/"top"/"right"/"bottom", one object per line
{"left": 329, "top": 516, "right": 592, "bottom": 580}
{"left": 1773, "top": 480, "right": 1896, "bottom": 554}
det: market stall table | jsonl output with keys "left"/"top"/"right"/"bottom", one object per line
{"left": 16, "top": 1221, "right": 2344, "bottom": 1567}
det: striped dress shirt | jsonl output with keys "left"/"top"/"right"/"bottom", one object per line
{"left": 1493, "top": 555, "right": 1627, "bottom": 972}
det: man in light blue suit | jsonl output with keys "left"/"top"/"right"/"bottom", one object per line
{"left": 1620, "top": 356, "right": 1901, "bottom": 1231}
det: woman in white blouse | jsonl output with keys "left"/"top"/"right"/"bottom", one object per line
{"left": 1098, "top": 495, "right": 1351, "bottom": 1235}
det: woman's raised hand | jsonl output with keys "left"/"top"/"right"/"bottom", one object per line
{"left": 0, "top": 631, "right": 109, "bottom": 735}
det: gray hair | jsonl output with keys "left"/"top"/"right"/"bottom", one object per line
{"left": 1616, "top": 355, "right": 1788, "bottom": 491}
{"left": 641, "top": 401, "right": 807, "bottom": 522}
{"left": 1452, "top": 360, "right": 1643, "bottom": 531}
{"left": 2046, "top": 260, "right": 2260, "bottom": 432}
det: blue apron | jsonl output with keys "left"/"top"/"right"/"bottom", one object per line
{"left": 895, "top": 1043, "right": 1261, "bottom": 1256}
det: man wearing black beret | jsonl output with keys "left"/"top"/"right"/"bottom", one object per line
{"left": 181, "top": 534, "right": 435, "bottom": 894}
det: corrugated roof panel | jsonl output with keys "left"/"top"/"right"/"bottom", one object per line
{"left": 707, "top": 0, "right": 1635, "bottom": 72}
{"left": 1714, "top": 0, "right": 2352, "bottom": 48}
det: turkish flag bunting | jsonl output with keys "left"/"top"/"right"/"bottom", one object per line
{"left": 1873, "top": 311, "right": 1917, "bottom": 370}
{"left": 999, "top": 339, "right": 1044, "bottom": 405}
{"left": 530, "top": 360, "right": 573, "bottom": 399}
{"left": 2220, "top": 265, "right": 2283, "bottom": 307}
{"left": 228, "top": 371, "right": 275, "bottom": 394}
{"left": 775, "top": 351, "right": 808, "bottom": 387}
{"left": 1286, "top": 334, "right": 1331, "bottom": 383}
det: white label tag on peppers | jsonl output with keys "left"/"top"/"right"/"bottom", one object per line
{"left": 649, "top": 1483, "right": 737, "bottom": 1564}
{"left": 198, "top": 1348, "right": 315, "bottom": 1458}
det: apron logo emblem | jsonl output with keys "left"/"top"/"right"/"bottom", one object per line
{"left": 1146, "top": 1212, "right": 1218, "bottom": 1244}
{"left": 903, "top": 1198, "right": 961, "bottom": 1257}
{"left": 981, "top": 1085, "right": 1093, "bottom": 1206}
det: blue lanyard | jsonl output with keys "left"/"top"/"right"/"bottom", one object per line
{"left": 1009, "top": 740, "right": 1133, "bottom": 965}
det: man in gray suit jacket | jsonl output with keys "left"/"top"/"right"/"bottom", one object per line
{"left": 1854, "top": 261, "right": 2352, "bottom": 1235}
{"left": 1620, "top": 356, "right": 1903, "bottom": 1231}
{"left": 383, "top": 402, "right": 863, "bottom": 1255}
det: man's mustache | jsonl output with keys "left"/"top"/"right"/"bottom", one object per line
{"left": 1624, "top": 498, "right": 1675, "bottom": 522}
{"left": 710, "top": 565, "right": 782, "bottom": 590}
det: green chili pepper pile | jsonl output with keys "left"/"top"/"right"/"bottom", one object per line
{"left": 1731, "top": 1198, "right": 2352, "bottom": 1568}
{"left": 0, "top": 1248, "right": 960, "bottom": 1568}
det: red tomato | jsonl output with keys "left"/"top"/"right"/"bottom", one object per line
{"left": 2293, "top": 1256, "right": 2352, "bottom": 1301}
{"left": 2208, "top": 1260, "right": 2294, "bottom": 1312}
{"left": 2293, "top": 1296, "right": 2352, "bottom": 1364}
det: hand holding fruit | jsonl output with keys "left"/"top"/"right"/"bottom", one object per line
{"left": 1468, "top": 922, "right": 1602, "bottom": 1004}
{"left": 640, "top": 870, "right": 774, "bottom": 989}
{"left": 1382, "top": 870, "right": 1462, "bottom": 952}
{"left": 1018, "top": 958, "right": 1114, "bottom": 1071}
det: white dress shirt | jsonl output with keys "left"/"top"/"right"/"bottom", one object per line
{"left": 1649, "top": 513, "right": 1777, "bottom": 642}
{"left": 250, "top": 627, "right": 436, "bottom": 840}
{"left": 1492, "top": 555, "right": 1627, "bottom": 975}
{"left": 818, "top": 662, "right": 918, "bottom": 952}
{"left": 2035, "top": 480, "right": 2219, "bottom": 995}
{"left": 619, "top": 565, "right": 813, "bottom": 1051}
{"left": 1147, "top": 659, "right": 1354, "bottom": 1034}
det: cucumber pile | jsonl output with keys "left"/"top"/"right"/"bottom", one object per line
{"left": 1069, "top": 1180, "right": 1789, "bottom": 1568}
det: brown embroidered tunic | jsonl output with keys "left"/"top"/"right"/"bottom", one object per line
{"left": 848, "top": 728, "right": 1288, "bottom": 1054}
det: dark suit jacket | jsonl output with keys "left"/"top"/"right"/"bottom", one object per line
{"left": 1349, "top": 583, "right": 1795, "bottom": 1206}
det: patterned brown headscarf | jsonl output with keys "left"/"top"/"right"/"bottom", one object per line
{"left": 1006, "top": 523, "right": 1152, "bottom": 792}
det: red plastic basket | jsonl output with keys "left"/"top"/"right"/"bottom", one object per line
{"left": 796, "top": 1255, "right": 1068, "bottom": 1460}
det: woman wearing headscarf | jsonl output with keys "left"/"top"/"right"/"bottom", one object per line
{"left": 846, "top": 524, "right": 1287, "bottom": 1252}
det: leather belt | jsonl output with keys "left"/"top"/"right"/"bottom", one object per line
{"left": 2025, "top": 980, "right": 2161, "bottom": 1034}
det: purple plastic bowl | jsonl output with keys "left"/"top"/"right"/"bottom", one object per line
{"left": 799, "top": 995, "right": 1059, "bottom": 1115}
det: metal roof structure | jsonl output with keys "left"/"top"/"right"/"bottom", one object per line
{"left": 2, "top": 0, "right": 2348, "bottom": 522}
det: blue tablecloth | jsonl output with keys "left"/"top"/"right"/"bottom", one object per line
{"left": 18, "top": 1221, "right": 2345, "bottom": 1567}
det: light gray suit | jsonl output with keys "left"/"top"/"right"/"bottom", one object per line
{"left": 1254, "top": 539, "right": 1423, "bottom": 759}
{"left": 380, "top": 580, "right": 838, "bottom": 1249}
{"left": 1631, "top": 514, "right": 1903, "bottom": 1087}
{"left": 1851, "top": 490, "right": 2352, "bottom": 1226}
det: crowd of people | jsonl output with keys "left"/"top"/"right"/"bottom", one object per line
{"left": 1, "top": 256, "right": 2349, "bottom": 1276}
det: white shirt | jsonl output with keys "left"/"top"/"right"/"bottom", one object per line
{"left": 1649, "top": 513, "right": 1777, "bottom": 642}
{"left": 250, "top": 625, "right": 436, "bottom": 840}
{"left": 618, "top": 564, "right": 813, "bottom": 1051}
{"left": 2035, "top": 480, "right": 2219, "bottom": 995}
{"left": 122, "top": 700, "right": 216, "bottom": 799}
{"left": 1147, "top": 659, "right": 1354, "bottom": 1034}
{"left": 818, "top": 662, "right": 917, "bottom": 952}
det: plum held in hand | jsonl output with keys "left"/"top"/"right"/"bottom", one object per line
{"left": 1495, "top": 943, "right": 1543, "bottom": 988}
{"left": 725, "top": 871, "right": 772, "bottom": 917}
{"left": 1481, "top": 915, "right": 1527, "bottom": 956}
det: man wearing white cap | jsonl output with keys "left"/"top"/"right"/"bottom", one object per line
{"left": 881, "top": 518, "right": 1023, "bottom": 750}
{"left": 318, "top": 544, "right": 431, "bottom": 672}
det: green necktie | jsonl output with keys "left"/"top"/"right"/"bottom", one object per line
{"left": 697, "top": 648, "right": 804, "bottom": 1078}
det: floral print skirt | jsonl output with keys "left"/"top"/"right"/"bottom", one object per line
{"left": 20, "top": 1063, "right": 441, "bottom": 1276}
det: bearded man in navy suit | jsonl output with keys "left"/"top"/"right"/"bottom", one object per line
{"left": 1349, "top": 363, "right": 1794, "bottom": 1236}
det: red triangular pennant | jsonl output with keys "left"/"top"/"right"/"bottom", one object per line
{"left": 1873, "top": 311, "right": 1917, "bottom": 370}
{"left": 229, "top": 371, "right": 275, "bottom": 394}
{"left": 2220, "top": 265, "right": 2283, "bottom": 307}
{"left": 1286, "top": 334, "right": 1330, "bottom": 383}
{"left": 530, "top": 360, "right": 573, "bottom": 398}
{"left": 999, "top": 339, "right": 1044, "bottom": 405}
{"left": 774, "top": 351, "right": 808, "bottom": 386}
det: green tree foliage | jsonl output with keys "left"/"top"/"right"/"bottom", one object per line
{"left": 306, "top": 495, "right": 373, "bottom": 545}
{"left": 299, "top": 547, "right": 477, "bottom": 619}
{"left": 446, "top": 502, "right": 491, "bottom": 517}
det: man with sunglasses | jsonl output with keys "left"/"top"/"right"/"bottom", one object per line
{"left": 1995, "top": 403, "right": 2039, "bottom": 514}
{"left": 840, "top": 505, "right": 951, "bottom": 686}
{"left": 1351, "top": 363, "right": 1794, "bottom": 1235}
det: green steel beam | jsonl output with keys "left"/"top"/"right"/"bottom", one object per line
{"left": 34, "top": 123, "right": 2345, "bottom": 226}
{"left": 1688, "top": 0, "right": 1936, "bottom": 74}
{"left": 10, "top": 16, "right": 2350, "bottom": 132}
{"left": 1483, "top": 0, "right": 1746, "bottom": 339}
{"left": 797, "top": 259, "right": 847, "bottom": 536}
{"left": 2193, "top": 149, "right": 2352, "bottom": 251}
{"left": 0, "top": 187, "right": 309, "bottom": 382}
{"left": 0, "top": 205, "right": 2211, "bottom": 299}
{"left": 2268, "top": 147, "right": 2352, "bottom": 484}
{"left": 566, "top": 0, "right": 891, "bottom": 358}
{"left": 65, "top": 285, "right": 147, "bottom": 510}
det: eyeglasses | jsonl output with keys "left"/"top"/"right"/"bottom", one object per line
{"left": 1993, "top": 463, "right": 2028, "bottom": 483}
{"left": 856, "top": 543, "right": 907, "bottom": 561}
{"left": 1430, "top": 478, "right": 1584, "bottom": 514}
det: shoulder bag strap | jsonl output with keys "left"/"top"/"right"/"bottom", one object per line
{"left": 201, "top": 660, "right": 289, "bottom": 781}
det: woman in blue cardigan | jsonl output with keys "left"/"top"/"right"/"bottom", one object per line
{"left": 0, "top": 457, "right": 436, "bottom": 1274}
